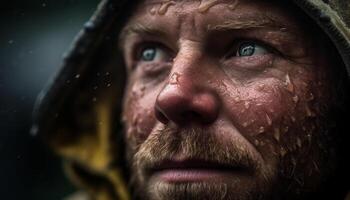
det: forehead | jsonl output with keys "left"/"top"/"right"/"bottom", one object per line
{"left": 126, "top": 0, "right": 301, "bottom": 31}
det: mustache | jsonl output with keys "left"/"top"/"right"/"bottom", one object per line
{"left": 132, "top": 125, "right": 261, "bottom": 177}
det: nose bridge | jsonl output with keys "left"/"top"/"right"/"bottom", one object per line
{"left": 154, "top": 39, "right": 220, "bottom": 125}
{"left": 172, "top": 39, "right": 204, "bottom": 88}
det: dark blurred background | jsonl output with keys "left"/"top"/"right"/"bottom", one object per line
{"left": 0, "top": 0, "right": 99, "bottom": 199}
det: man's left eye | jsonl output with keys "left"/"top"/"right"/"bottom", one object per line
{"left": 235, "top": 42, "right": 269, "bottom": 57}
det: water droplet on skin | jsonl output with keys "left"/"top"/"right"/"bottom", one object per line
{"left": 242, "top": 122, "right": 248, "bottom": 127}
{"left": 274, "top": 128, "right": 280, "bottom": 142}
{"left": 149, "top": 7, "right": 157, "bottom": 15}
{"left": 265, "top": 114, "right": 272, "bottom": 126}
{"left": 258, "top": 126, "right": 265, "bottom": 134}
{"left": 244, "top": 101, "right": 250, "bottom": 109}
{"left": 290, "top": 116, "right": 296, "bottom": 122}
{"left": 280, "top": 147, "right": 287, "bottom": 157}
{"left": 254, "top": 139, "right": 260, "bottom": 146}
{"left": 306, "top": 93, "right": 315, "bottom": 101}
{"left": 169, "top": 73, "right": 180, "bottom": 85}
{"left": 285, "top": 73, "right": 294, "bottom": 93}
{"left": 158, "top": 1, "right": 175, "bottom": 15}
{"left": 228, "top": 0, "right": 239, "bottom": 10}
{"left": 234, "top": 96, "right": 241, "bottom": 102}
{"left": 292, "top": 95, "right": 299, "bottom": 103}
{"left": 198, "top": 0, "right": 221, "bottom": 13}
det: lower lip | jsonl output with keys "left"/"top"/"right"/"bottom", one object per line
{"left": 153, "top": 169, "right": 236, "bottom": 183}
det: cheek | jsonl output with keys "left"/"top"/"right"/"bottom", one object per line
{"left": 224, "top": 77, "right": 294, "bottom": 137}
{"left": 124, "top": 81, "right": 161, "bottom": 142}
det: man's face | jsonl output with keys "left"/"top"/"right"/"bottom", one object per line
{"left": 121, "top": 0, "right": 337, "bottom": 199}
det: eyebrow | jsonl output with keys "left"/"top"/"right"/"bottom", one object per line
{"left": 207, "top": 17, "right": 286, "bottom": 31}
{"left": 119, "top": 23, "right": 166, "bottom": 48}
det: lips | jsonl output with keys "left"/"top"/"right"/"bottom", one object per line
{"left": 149, "top": 159, "right": 246, "bottom": 182}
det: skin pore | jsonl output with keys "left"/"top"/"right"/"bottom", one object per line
{"left": 120, "top": 0, "right": 342, "bottom": 200}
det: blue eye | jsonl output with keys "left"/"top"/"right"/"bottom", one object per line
{"left": 236, "top": 42, "right": 269, "bottom": 57}
{"left": 138, "top": 46, "right": 170, "bottom": 62}
{"left": 141, "top": 47, "right": 157, "bottom": 61}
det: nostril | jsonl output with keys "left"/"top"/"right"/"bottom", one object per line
{"left": 155, "top": 106, "right": 169, "bottom": 124}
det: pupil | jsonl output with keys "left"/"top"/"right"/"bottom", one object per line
{"left": 142, "top": 48, "right": 156, "bottom": 61}
{"left": 239, "top": 43, "right": 255, "bottom": 56}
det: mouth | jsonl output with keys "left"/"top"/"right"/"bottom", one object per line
{"left": 149, "top": 159, "right": 247, "bottom": 183}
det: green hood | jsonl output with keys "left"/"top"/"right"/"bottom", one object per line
{"left": 32, "top": 0, "right": 350, "bottom": 200}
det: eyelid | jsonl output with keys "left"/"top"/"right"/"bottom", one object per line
{"left": 226, "top": 38, "right": 283, "bottom": 59}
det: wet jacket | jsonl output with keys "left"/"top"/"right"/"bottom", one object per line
{"left": 32, "top": 0, "right": 350, "bottom": 200}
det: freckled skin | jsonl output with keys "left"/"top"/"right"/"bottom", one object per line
{"left": 121, "top": 0, "right": 340, "bottom": 200}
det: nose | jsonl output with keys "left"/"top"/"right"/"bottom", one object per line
{"left": 155, "top": 71, "right": 220, "bottom": 126}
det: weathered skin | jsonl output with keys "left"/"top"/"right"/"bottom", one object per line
{"left": 121, "top": 0, "right": 339, "bottom": 199}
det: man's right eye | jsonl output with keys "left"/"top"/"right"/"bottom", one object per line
{"left": 137, "top": 46, "right": 170, "bottom": 62}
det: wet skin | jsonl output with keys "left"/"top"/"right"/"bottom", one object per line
{"left": 121, "top": 0, "right": 337, "bottom": 199}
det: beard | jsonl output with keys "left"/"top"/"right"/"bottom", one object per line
{"left": 125, "top": 125, "right": 277, "bottom": 200}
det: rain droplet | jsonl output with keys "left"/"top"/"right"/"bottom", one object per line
{"left": 285, "top": 73, "right": 294, "bottom": 93}
{"left": 274, "top": 128, "right": 280, "bottom": 142}
{"left": 265, "top": 114, "right": 272, "bottom": 126}
{"left": 280, "top": 147, "right": 287, "bottom": 157}
{"left": 198, "top": 0, "right": 220, "bottom": 13}
{"left": 244, "top": 101, "right": 250, "bottom": 109}
{"left": 92, "top": 97, "right": 97, "bottom": 102}
{"left": 30, "top": 125, "right": 39, "bottom": 137}
{"left": 158, "top": 1, "right": 175, "bottom": 15}
{"left": 84, "top": 21, "right": 96, "bottom": 32}
{"left": 290, "top": 116, "right": 296, "bottom": 122}
{"left": 292, "top": 95, "right": 299, "bottom": 103}
{"left": 149, "top": 7, "right": 157, "bottom": 15}
{"left": 306, "top": 93, "right": 315, "bottom": 101}
{"left": 258, "top": 126, "right": 265, "bottom": 134}
{"left": 75, "top": 74, "right": 81, "bottom": 79}
{"left": 254, "top": 139, "right": 260, "bottom": 146}
{"left": 242, "top": 122, "right": 248, "bottom": 127}
{"left": 105, "top": 72, "right": 110, "bottom": 76}
{"left": 169, "top": 72, "right": 180, "bottom": 85}
{"left": 107, "top": 83, "right": 111, "bottom": 88}
{"left": 42, "top": 3, "right": 46, "bottom": 7}
{"left": 8, "top": 40, "right": 14, "bottom": 44}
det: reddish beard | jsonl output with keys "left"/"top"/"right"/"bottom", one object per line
{"left": 126, "top": 125, "right": 275, "bottom": 200}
